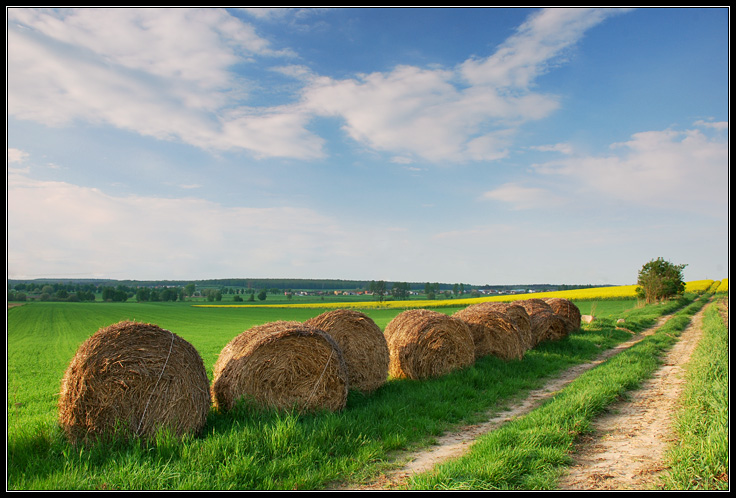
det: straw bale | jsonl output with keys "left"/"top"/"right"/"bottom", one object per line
{"left": 513, "top": 299, "right": 563, "bottom": 345}
{"left": 474, "top": 302, "right": 534, "bottom": 350}
{"left": 518, "top": 298, "right": 554, "bottom": 316}
{"left": 305, "top": 309, "right": 389, "bottom": 393}
{"left": 529, "top": 311, "right": 569, "bottom": 344}
{"left": 543, "top": 298, "right": 582, "bottom": 332}
{"left": 453, "top": 305, "right": 526, "bottom": 361}
{"left": 212, "top": 321, "right": 348, "bottom": 413}
{"left": 384, "top": 309, "right": 474, "bottom": 380}
{"left": 58, "top": 321, "right": 211, "bottom": 444}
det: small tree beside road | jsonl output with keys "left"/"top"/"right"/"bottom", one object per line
{"left": 636, "top": 257, "right": 687, "bottom": 304}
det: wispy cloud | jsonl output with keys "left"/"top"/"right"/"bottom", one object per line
{"left": 459, "top": 8, "right": 630, "bottom": 88}
{"left": 7, "top": 7, "right": 628, "bottom": 163}
{"left": 7, "top": 171, "right": 358, "bottom": 279}
{"left": 300, "top": 8, "right": 628, "bottom": 163}
{"left": 480, "top": 182, "right": 566, "bottom": 210}
{"left": 7, "top": 8, "right": 316, "bottom": 157}
{"left": 693, "top": 119, "right": 728, "bottom": 131}
{"left": 531, "top": 123, "right": 728, "bottom": 215}
{"left": 7, "top": 147, "right": 29, "bottom": 164}
{"left": 530, "top": 143, "right": 574, "bottom": 154}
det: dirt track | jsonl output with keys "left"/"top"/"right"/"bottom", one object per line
{"left": 341, "top": 299, "right": 721, "bottom": 491}
{"left": 558, "top": 301, "right": 711, "bottom": 490}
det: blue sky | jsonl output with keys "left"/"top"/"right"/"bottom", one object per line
{"left": 7, "top": 7, "right": 729, "bottom": 285}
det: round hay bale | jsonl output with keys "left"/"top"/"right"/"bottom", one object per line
{"left": 384, "top": 309, "right": 474, "bottom": 380}
{"left": 543, "top": 298, "right": 582, "bottom": 332}
{"left": 305, "top": 309, "right": 389, "bottom": 393}
{"left": 516, "top": 299, "right": 562, "bottom": 345}
{"left": 474, "top": 302, "right": 533, "bottom": 350}
{"left": 212, "top": 321, "right": 348, "bottom": 413}
{"left": 518, "top": 298, "right": 554, "bottom": 316}
{"left": 58, "top": 321, "right": 211, "bottom": 444}
{"left": 451, "top": 306, "right": 496, "bottom": 359}
{"left": 529, "top": 311, "right": 569, "bottom": 344}
{"left": 453, "top": 305, "right": 526, "bottom": 361}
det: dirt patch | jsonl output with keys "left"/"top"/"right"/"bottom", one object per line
{"left": 339, "top": 301, "right": 718, "bottom": 491}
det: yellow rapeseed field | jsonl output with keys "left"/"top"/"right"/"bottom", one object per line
{"left": 197, "top": 280, "right": 720, "bottom": 311}
{"left": 715, "top": 278, "right": 728, "bottom": 293}
{"left": 684, "top": 280, "right": 718, "bottom": 293}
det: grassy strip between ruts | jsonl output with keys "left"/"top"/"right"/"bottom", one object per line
{"left": 661, "top": 298, "right": 729, "bottom": 490}
{"left": 405, "top": 293, "right": 713, "bottom": 490}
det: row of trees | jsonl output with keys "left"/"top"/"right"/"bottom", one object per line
{"left": 7, "top": 281, "right": 286, "bottom": 303}
{"left": 367, "top": 281, "right": 480, "bottom": 303}
{"left": 8, "top": 258, "right": 688, "bottom": 305}
{"left": 7, "top": 289, "right": 97, "bottom": 302}
{"left": 371, "top": 258, "right": 689, "bottom": 305}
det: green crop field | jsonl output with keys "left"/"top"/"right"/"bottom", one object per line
{"left": 6, "top": 290, "right": 726, "bottom": 490}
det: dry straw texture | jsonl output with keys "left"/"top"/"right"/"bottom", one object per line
{"left": 474, "top": 301, "right": 534, "bottom": 350}
{"left": 58, "top": 321, "right": 211, "bottom": 444}
{"left": 453, "top": 304, "right": 527, "bottom": 361}
{"left": 212, "top": 321, "right": 348, "bottom": 413}
{"left": 518, "top": 299, "right": 569, "bottom": 344}
{"left": 517, "top": 298, "right": 554, "bottom": 316}
{"left": 305, "top": 309, "right": 389, "bottom": 393}
{"left": 529, "top": 312, "right": 569, "bottom": 343}
{"left": 384, "top": 309, "right": 474, "bottom": 380}
{"left": 543, "top": 297, "right": 582, "bottom": 333}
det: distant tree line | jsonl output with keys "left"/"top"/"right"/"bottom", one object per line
{"left": 7, "top": 281, "right": 193, "bottom": 303}
{"left": 8, "top": 281, "right": 99, "bottom": 302}
{"left": 8, "top": 277, "right": 612, "bottom": 304}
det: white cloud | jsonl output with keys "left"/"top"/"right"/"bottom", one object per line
{"left": 460, "top": 8, "right": 629, "bottom": 88}
{"left": 7, "top": 7, "right": 319, "bottom": 158}
{"left": 480, "top": 182, "right": 566, "bottom": 210}
{"left": 532, "top": 124, "right": 728, "bottom": 215}
{"left": 7, "top": 7, "right": 627, "bottom": 163}
{"left": 694, "top": 119, "right": 728, "bottom": 131}
{"left": 9, "top": 8, "right": 282, "bottom": 86}
{"left": 300, "top": 63, "right": 559, "bottom": 163}
{"left": 7, "top": 173, "right": 357, "bottom": 279}
{"left": 530, "top": 143, "right": 574, "bottom": 154}
{"left": 215, "top": 105, "right": 326, "bottom": 159}
{"left": 390, "top": 156, "right": 416, "bottom": 165}
{"left": 7, "top": 148, "right": 30, "bottom": 164}
{"left": 12, "top": 173, "right": 507, "bottom": 282}
{"left": 297, "top": 8, "right": 627, "bottom": 163}
{"left": 239, "top": 7, "right": 325, "bottom": 22}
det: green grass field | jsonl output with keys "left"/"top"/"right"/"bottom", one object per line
{"left": 6, "top": 294, "right": 726, "bottom": 490}
{"left": 6, "top": 298, "right": 633, "bottom": 433}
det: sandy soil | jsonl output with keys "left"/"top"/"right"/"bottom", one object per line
{"left": 339, "top": 299, "right": 721, "bottom": 491}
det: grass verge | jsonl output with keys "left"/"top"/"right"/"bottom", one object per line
{"left": 660, "top": 298, "right": 729, "bottom": 490}
{"left": 406, "top": 294, "right": 712, "bottom": 490}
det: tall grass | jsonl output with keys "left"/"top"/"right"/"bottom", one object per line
{"left": 660, "top": 298, "right": 729, "bottom": 490}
